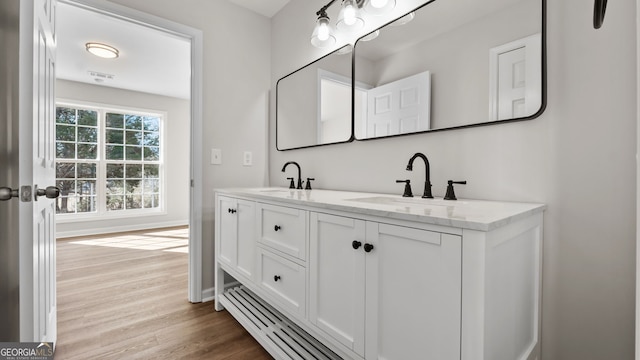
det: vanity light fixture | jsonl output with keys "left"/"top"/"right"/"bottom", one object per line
{"left": 336, "top": 0, "right": 364, "bottom": 31}
{"left": 311, "top": 0, "right": 395, "bottom": 48}
{"left": 311, "top": 11, "right": 337, "bottom": 48}
{"left": 364, "top": 0, "right": 396, "bottom": 15}
{"left": 85, "top": 42, "right": 119, "bottom": 59}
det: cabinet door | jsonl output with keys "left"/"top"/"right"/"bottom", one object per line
{"left": 365, "top": 223, "right": 462, "bottom": 360}
{"left": 217, "top": 196, "right": 237, "bottom": 267}
{"left": 309, "top": 212, "right": 366, "bottom": 356}
{"left": 235, "top": 199, "right": 256, "bottom": 279}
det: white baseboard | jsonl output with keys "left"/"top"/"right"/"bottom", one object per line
{"left": 56, "top": 220, "right": 188, "bottom": 239}
{"left": 201, "top": 281, "right": 242, "bottom": 303}
{"left": 202, "top": 287, "right": 215, "bottom": 303}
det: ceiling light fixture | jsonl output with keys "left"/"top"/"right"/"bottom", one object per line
{"left": 311, "top": 0, "right": 395, "bottom": 48}
{"left": 85, "top": 42, "right": 119, "bottom": 59}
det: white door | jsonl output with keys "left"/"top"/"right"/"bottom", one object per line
{"left": 489, "top": 33, "right": 542, "bottom": 120}
{"left": 309, "top": 212, "right": 366, "bottom": 356}
{"left": 19, "top": 0, "right": 58, "bottom": 343}
{"left": 365, "top": 71, "right": 431, "bottom": 137}
{"left": 365, "top": 222, "right": 461, "bottom": 360}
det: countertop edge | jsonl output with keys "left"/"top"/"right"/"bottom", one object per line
{"left": 215, "top": 188, "right": 546, "bottom": 232}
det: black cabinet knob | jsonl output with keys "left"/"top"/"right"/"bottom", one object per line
{"left": 228, "top": 208, "right": 236, "bottom": 214}
{"left": 352, "top": 240, "right": 362, "bottom": 250}
{"left": 364, "top": 243, "right": 374, "bottom": 253}
{"left": 274, "top": 275, "right": 281, "bottom": 282}
{"left": 274, "top": 225, "right": 281, "bottom": 231}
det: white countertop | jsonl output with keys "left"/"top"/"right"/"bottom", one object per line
{"left": 216, "top": 187, "right": 546, "bottom": 232}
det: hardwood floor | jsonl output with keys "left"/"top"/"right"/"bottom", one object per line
{"left": 55, "top": 227, "right": 272, "bottom": 360}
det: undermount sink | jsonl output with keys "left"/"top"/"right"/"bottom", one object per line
{"left": 347, "top": 196, "right": 468, "bottom": 207}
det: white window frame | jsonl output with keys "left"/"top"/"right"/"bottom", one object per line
{"left": 55, "top": 99, "right": 167, "bottom": 223}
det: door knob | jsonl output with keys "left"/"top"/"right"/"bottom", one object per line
{"left": 0, "top": 187, "right": 19, "bottom": 201}
{"left": 352, "top": 240, "right": 362, "bottom": 250}
{"left": 34, "top": 185, "right": 60, "bottom": 200}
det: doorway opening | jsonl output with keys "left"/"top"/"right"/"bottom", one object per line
{"left": 55, "top": 0, "right": 203, "bottom": 302}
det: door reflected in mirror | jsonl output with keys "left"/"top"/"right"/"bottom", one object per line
{"left": 354, "top": 0, "right": 544, "bottom": 140}
{"left": 276, "top": 45, "right": 353, "bottom": 151}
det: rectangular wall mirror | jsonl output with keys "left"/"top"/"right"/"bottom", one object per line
{"left": 276, "top": 45, "right": 354, "bottom": 151}
{"left": 354, "top": 0, "right": 544, "bottom": 140}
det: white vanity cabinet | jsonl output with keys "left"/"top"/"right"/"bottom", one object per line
{"left": 215, "top": 195, "right": 256, "bottom": 282}
{"left": 214, "top": 188, "right": 545, "bottom": 360}
{"left": 309, "top": 213, "right": 462, "bottom": 360}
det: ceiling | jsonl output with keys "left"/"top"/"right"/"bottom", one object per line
{"left": 227, "top": 0, "right": 291, "bottom": 18}
{"left": 57, "top": 2, "right": 191, "bottom": 99}
{"left": 56, "top": 1, "right": 290, "bottom": 100}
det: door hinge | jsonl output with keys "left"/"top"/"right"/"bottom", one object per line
{"left": 190, "top": 179, "right": 194, "bottom": 187}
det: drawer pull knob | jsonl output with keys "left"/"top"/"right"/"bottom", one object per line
{"left": 274, "top": 275, "right": 281, "bottom": 282}
{"left": 364, "top": 243, "right": 374, "bottom": 253}
{"left": 274, "top": 225, "right": 281, "bottom": 231}
{"left": 228, "top": 208, "right": 236, "bottom": 214}
{"left": 352, "top": 240, "right": 362, "bottom": 250}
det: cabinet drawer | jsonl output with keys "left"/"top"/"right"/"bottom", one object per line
{"left": 257, "top": 203, "right": 307, "bottom": 261}
{"left": 257, "top": 247, "right": 306, "bottom": 318}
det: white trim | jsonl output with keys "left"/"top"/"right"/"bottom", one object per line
{"left": 60, "top": 0, "right": 204, "bottom": 303}
{"left": 56, "top": 219, "right": 188, "bottom": 239}
{"left": 488, "top": 33, "right": 542, "bottom": 121}
{"left": 316, "top": 69, "right": 372, "bottom": 144}
{"left": 202, "top": 287, "right": 215, "bottom": 303}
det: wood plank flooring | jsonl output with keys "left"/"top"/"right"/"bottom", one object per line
{"left": 55, "top": 227, "right": 272, "bottom": 360}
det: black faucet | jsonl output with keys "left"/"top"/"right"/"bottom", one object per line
{"left": 281, "top": 161, "right": 303, "bottom": 189}
{"left": 406, "top": 153, "right": 433, "bottom": 198}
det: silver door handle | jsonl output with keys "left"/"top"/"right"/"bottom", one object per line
{"left": 34, "top": 185, "right": 60, "bottom": 200}
{"left": 0, "top": 187, "right": 19, "bottom": 201}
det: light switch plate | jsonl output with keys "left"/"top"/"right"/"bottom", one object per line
{"left": 211, "top": 148, "right": 222, "bottom": 165}
{"left": 243, "top": 151, "right": 252, "bottom": 166}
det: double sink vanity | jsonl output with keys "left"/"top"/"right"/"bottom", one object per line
{"left": 225, "top": 0, "right": 547, "bottom": 356}
{"left": 214, "top": 187, "right": 545, "bottom": 360}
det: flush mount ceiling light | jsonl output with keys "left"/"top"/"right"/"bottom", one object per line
{"left": 85, "top": 42, "right": 119, "bottom": 59}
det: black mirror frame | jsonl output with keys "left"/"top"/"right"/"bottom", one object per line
{"left": 276, "top": 45, "right": 355, "bottom": 151}
{"left": 351, "top": 0, "right": 547, "bottom": 142}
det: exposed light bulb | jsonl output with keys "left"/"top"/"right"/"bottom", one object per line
{"left": 343, "top": 3, "right": 356, "bottom": 25}
{"left": 365, "top": 0, "right": 395, "bottom": 15}
{"left": 337, "top": 0, "right": 364, "bottom": 31}
{"left": 370, "top": 0, "right": 387, "bottom": 8}
{"left": 311, "top": 14, "right": 336, "bottom": 48}
{"left": 317, "top": 22, "right": 330, "bottom": 41}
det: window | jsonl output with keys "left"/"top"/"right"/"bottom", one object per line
{"left": 55, "top": 104, "right": 163, "bottom": 217}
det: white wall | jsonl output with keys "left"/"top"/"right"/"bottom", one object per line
{"left": 55, "top": 79, "right": 190, "bottom": 237}
{"left": 106, "top": 0, "right": 271, "bottom": 293}
{"left": 271, "top": 0, "right": 636, "bottom": 359}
